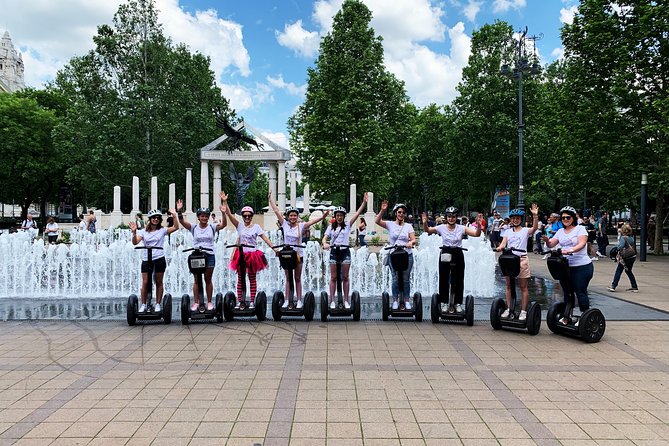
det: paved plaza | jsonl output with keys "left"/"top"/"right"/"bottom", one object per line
{"left": 0, "top": 253, "right": 668, "bottom": 445}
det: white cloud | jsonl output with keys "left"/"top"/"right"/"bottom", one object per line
{"left": 463, "top": 0, "right": 484, "bottom": 22}
{"left": 220, "top": 81, "right": 273, "bottom": 113}
{"left": 559, "top": 6, "right": 578, "bottom": 24}
{"left": 267, "top": 75, "right": 306, "bottom": 96}
{"left": 492, "top": 0, "right": 527, "bottom": 13}
{"left": 275, "top": 20, "right": 320, "bottom": 58}
{"left": 551, "top": 47, "right": 564, "bottom": 59}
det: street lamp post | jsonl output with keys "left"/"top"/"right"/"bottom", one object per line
{"left": 500, "top": 27, "right": 542, "bottom": 213}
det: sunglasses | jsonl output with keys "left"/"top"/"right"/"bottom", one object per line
{"left": 396, "top": 210, "right": 405, "bottom": 215}
{"left": 150, "top": 216, "right": 160, "bottom": 220}
{"left": 561, "top": 215, "right": 573, "bottom": 220}
{"left": 242, "top": 214, "right": 253, "bottom": 218}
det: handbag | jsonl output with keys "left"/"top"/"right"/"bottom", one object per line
{"left": 617, "top": 238, "right": 636, "bottom": 260}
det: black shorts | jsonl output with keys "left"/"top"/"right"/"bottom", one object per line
{"left": 141, "top": 256, "right": 167, "bottom": 274}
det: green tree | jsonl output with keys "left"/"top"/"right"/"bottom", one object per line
{"left": 54, "top": 0, "right": 231, "bottom": 212}
{"left": 288, "top": 0, "right": 414, "bottom": 200}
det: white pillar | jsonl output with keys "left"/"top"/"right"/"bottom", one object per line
{"left": 290, "top": 170, "right": 297, "bottom": 208}
{"left": 364, "top": 191, "right": 376, "bottom": 234}
{"left": 303, "top": 183, "right": 310, "bottom": 214}
{"left": 169, "top": 183, "right": 175, "bottom": 210}
{"left": 213, "top": 162, "right": 221, "bottom": 210}
{"left": 200, "top": 161, "right": 209, "bottom": 209}
{"left": 269, "top": 163, "right": 277, "bottom": 201}
{"left": 278, "top": 161, "right": 286, "bottom": 210}
{"left": 349, "top": 183, "right": 357, "bottom": 213}
{"left": 110, "top": 185, "right": 123, "bottom": 227}
{"left": 113, "top": 186, "right": 121, "bottom": 212}
{"left": 185, "top": 168, "right": 193, "bottom": 213}
{"left": 131, "top": 176, "right": 140, "bottom": 216}
{"left": 150, "top": 176, "right": 158, "bottom": 210}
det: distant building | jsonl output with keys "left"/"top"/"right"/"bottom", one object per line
{"left": 0, "top": 31, "right": 25, "bottom": 93}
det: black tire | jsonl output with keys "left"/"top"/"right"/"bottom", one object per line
{"left": 224, "top": 292, "right": 236, "bottom": 322}
{"left": 431, "top": 293, "right": 440, "bottom": 323}
{"left": 490, "top": 298, "right": 505, "bottom": 330}
{"left": 215, "top": 293, "right": 223, "bottom": 323}
{"left": 180, "top": 294, "right": 190, "bottom": 325}
{"left": 414, "top": 293, "right": 423, "bottom": 322}
{"left": 352, "top": 291, "right": 361, "bottom": 321}
{"left": 579, "top": 308, "right": 606, "bottom": 343}
{"left": 546, "top": 302, "right": 565, "bottom": 334}
{"left": 320, "top": 291, "right": 329, "bottom": 322}
{"left": 304, "top": 291, "right": 315, "bottom": 322}
{"left": 162, "top": 294, "right": 172, "bottom": 324}
{"left": 526, "top": 301, "right": 542, "bottom": 336}
{"left": 465, "top": 295, "right": 474, "bottom": 326}
{"left": 272, "top": 291, "right": 284, "bottom": 321}
{"left": 127, "top": 294, "right": 138, "bottom": 326}
{"left": 256, "top": 291, "right": 267, "bottom": 321}
{"left": 381, "top": 292, "right": 390, "bottom": 321}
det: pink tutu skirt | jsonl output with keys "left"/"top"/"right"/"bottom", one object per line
{"left": 229, "top": 249, "right": 268, "bottom": 274}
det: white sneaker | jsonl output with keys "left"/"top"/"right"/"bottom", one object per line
{"left": 519, "top": 310, "right": 527, "bottom": 321}
{"left": 235, "top": 301, "right": 241, "bottom": 309}
{"left": 344, "top": 301, "right": 351, "bottom": 309}
{"left": 405, "top": 300, "right": 412, "bottom": 310}
{"left": 138, "top": 304, "right": 147, "bottom": 313}
{"left": 282, "top": 299, "right": 289, "bottom": 309}
{"left": 296, "top": 300, "right": 303, "bottom": 309}
{"left": 392, "top": 300, "right": 399, "bottom": 310}
{"left": 207, "top": 302, "right": 214, "bottom": 311}
{"left": 591, "top": 256, "right": 599, "bottom": 261}
{"left": 541, "top": 254, "right": 549, "bottom": 260}
{"left": 501, "top": 309, "right": 510, "bottom": 318}
{"left": 597, "top": 252, "right": 605, "bottom": 257}
{"left": 191, "top": 303, "right": 198, "bottom": 311}
{"left": 330, "top": 301, "right": 335, "bottom": 309}
{"left": 455, "top": 304, "right": 463, "bottom": 313}
{"left": 440, "top": 303, "right": 449, "bottom": 312}
{"left": 249, "top": 301, "right": 255, "bottom": 309}
{"left": 153, "top": 303, "right": 161, "bottom": 313}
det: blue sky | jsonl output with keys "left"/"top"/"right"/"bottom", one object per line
{"left": 4, "top": 0, "right": 579, "bottom": 150}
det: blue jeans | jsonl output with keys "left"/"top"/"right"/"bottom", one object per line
{"left": 390, "top": 253, "right": 413, "bottom": 299}
{"left": 358, "top": 234, "right": 367, "bottom": 247}
{"left": 612, "top": 258, "right": 637, "bottom": 289}
{"left": 569, "top": 262, "right": 594, "bottom": 311}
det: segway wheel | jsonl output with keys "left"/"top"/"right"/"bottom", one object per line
{"left": 546, "top": 302, "right": 565, "bottom": 334}
{"left": 352, "top": 291, "right": 361, "bottom": 321}
{"left": 180, "top": 294, "right": 190, "bottom": 325}
{"left": 215, "top": 293, "right": 223, "bottom": 323}
{"left": 414, "top": 293, "right": 423, "bottom": 322}
{"left": 579, "top": 308, "right": 606, "bottom": 343}
{"left": 304, "top": 291, "right": 315, "bottom": 322}
{"left": 162, "top": 294, "right": 172, "bottom": 324}
{"left": 320, "top": 292, "right": 329, "bottom": 322}
{"left": 490, "top": 298, "right": 505, "bottom": 330}
{"left": 526, "top": 301, "right": 542, "bottom": 336}
{"left": 223, "top": 292, "right": 236, "bottom": 322}
{"left": 465, "top": 295, "right": 474, "bottom": 326}
{"left": 127, "top": 294, "right": 138, "bottom": 326}
{"left": 272, "top": 291, "right": 284, "bottom": 321}
{"left": 256, "top": 291, "right": 267, "bottom": 321}
{"left": 381, "top": 292, "right": 390, "bottom": 321}
{"left": 430, "top": 293, "right": 440, "bottom": 323}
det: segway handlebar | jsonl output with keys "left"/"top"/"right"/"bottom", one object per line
{"left": 499, "top": 247, "right": 525, "bottom": 254}
{"left": 383, "top": 244, "right": 409, "bottom": 251}
{"left": 540, "top": 248, "right": 571, "bottom": 256}
{"left": 183, "top": 246, "right": 213, "bottom": 253}
{"left": 225, "top": 244, "right": 255, "bottom": 249}
{"left": 440, "top": 245, "right": 467, "bottom": 251}
{"left": 134, "top": 246, "right": 163, "bottom": 251}
{"left": 331, "top": 244, "right": 351, "bottom": 249}
{"left": 275, "top": 243, "right": 306, "bottom": 249}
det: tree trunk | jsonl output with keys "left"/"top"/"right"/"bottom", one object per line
{"left": 654, "top": 192, "right": 665, "bottom": 255}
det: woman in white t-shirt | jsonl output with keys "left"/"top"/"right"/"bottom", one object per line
{"left": 130, "top": 208, "right": 180, "bottom": 313}
{"left": 322, "top": 193, "right": 368, "bottom": 309}
{"left": 422, "top": 206, "right": 482, "bottom": 314}
{"left": 542, "top": 206, "right": 593, "bottom": 325}
{"left": 269, "top": 192, "right": 327, "bottom": 309}
{"left": 45, "top": 217, "right": 59, "bottom": 244}
{"left": 178, "top": 195, "right": 228, "bottom": 311}
{"left": 376, "top": 201, "right": 416, "bottom": 310}
{"left": 495, "top": 204, "right": 539, "bottom": 321}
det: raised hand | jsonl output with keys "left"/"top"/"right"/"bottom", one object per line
{"left": 220, "top": 191, "right": 228, "bottom": 202}
{"left": 530, "top": 203, "right": 539, "bottom": 215}
{"left": 176, "top": 199, "right": 184, "bottom": 212}
{"left": 380, "top": 200, "right": 388, "bottom": 211}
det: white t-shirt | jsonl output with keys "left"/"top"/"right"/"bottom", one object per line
{"left": 281, "top": 220, "right": 305, "bottom": 256}
{"left": 79, "top": 220, "right": 86, "bottom": 231}
{"left": 385, "top": 221, "right": 414, "bottom": 254}
{"left": 325, "top": 223, "right": 352, "bottom": 247}
{"left": 191, "top": 223, "right": 217, "bottom": 253}
{"left": 502, "top": 227, "right": 530, "bottom": 255}
{"left": 236, "top": 222, "right": 264, "bottom": 252}
{"left": 435, "top": 224, "right": 466, "bottom": 248}
{"left": 46, "top": 222, "right": 59, "bottom": 235}
{"left": 552, "top": 225, "right": 591, "bottom": 267}
{"left": 139, "top": 227, "right": 168, "bottom": 261}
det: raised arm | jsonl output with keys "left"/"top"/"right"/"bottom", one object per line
{"left": 129, "top": 221, "right": 142, "bottom": 245}
{"left": 176, "top": 199, "right": 191, "bottom": 231}
{"left": 220, "top": 191, "right": 239, "bottom": 228}
{"left": 216, "top": 200, "right": 228, "bottom": 231}
{"left": 464, "top": 215, "right": 482, "bottom": 237}
{"left": 421, "top": 212, "right": 437, "bottom": 235}
{"left": 348, "top": 192, "right": 368, "bottom": 226}
{"left": 527, "top": 203, "right": 539, "bottom": 235}
{"left": 166, "top": 208, "right": 179, "bottom": 234}
{"left": 268, "top": 191, "right": 285, "bottom": 226}
{"left": 304, "top": 210, "right": 329, "bottom": 230}
{"left": 375, "top": 199, "right": 389, "bottom": 230}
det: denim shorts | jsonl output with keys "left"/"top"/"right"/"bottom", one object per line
{"left": 329, "top": 248, "right": 351, "bottom": 265}
{"left": 204, "top": 253, "right": 216, "bottom": 268}
{"left": 141, "top": 256, "right": 167, "bottom": 273}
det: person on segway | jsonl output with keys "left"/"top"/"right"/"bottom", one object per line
{"left": 130, "top": 208, "right": 179, "bottom": 313}
{"left": 221, "top": 192, "right": 276, "bottom": 309}
{"left": 177, "top": 196, "right": 228, "bottom": 311}
{"left": 322, "top": 193, "right": 368, "bottom": 309}
{"left": 375, "top": 200, "right": 416, "bottom": 310}
{"left": 541, "top": 206, "right": 593, "bottom": 325}
{"left": 421, "top": 206, "right": 481, "bottom": 313}
{"left": 268, "top": 191, "right": 327, "bottom": 309}
{"left": 494, "top": 204, "right": 539, "bottom": 321}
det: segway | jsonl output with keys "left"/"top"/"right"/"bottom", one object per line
{"left": 320, "top": 245, "right": 361, "bottom": 321}
{"left": 127, "top": 246, "right": 172, "bottom": 325}
{"left": 381, "top": 245, "right": 422, "bottom": 321}
{"left": 222, "top": 244, "right": 267, "bottom": 321}
{"left": 180, "top": 247, "right": 223, "bottom": 324}
{"left": 272, "top": 244, "right": 316, "bottom": 321}
{"left": 545, "top": 249, "right": 605, "bottom": 343}
{"left": 490, "top": 247, "right": 541, "bottom": 335}
{"left": 430, "top": 246, "right": 474, "bottom": 326}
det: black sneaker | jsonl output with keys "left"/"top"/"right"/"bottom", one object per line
{"left": 626, "top": 288, "right": 639, "bottom": 293}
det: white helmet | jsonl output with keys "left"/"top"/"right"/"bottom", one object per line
{"left": 147, "top": 209, "right": 162, "bottom": 218}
